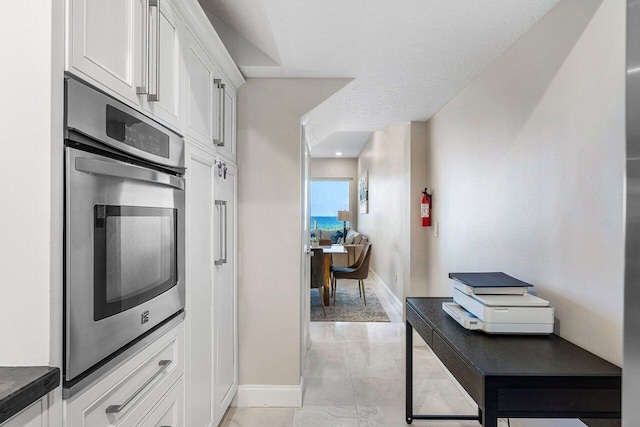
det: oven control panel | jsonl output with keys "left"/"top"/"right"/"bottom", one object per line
{"left": 106, "top": 105, "right": 170, "bottom": 159}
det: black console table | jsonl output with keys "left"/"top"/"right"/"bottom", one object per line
{"left": 406, "top": 298, "right": 621, "bottom": 426}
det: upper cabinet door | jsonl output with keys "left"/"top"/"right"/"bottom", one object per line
{"left": 67, "top": 0, "right": 144, "bottom": 107}
{"left": 185, "top": 31, "right": 217, "bottom": 148}
{"left": 142, "top": 0, "right": 184, "bottom": 132}
{"left": 215, "top": 78, "right": 236, "bottom": 163}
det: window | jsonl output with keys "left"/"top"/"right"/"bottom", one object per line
{"left": 310, "top": 180, "right": 350, "bottom": 231}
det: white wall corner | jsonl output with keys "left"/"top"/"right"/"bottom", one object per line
{"left": 232, "top": 377, "right": 304, "bottom": 408}
{"left": 368, "top": 268, "right": 403, "bottom": 314}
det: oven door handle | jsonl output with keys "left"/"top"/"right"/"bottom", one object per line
{"left": 75, "top": 157, "right": 185, "bottom": 190}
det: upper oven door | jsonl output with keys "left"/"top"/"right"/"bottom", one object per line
{"left": 65, "top": 146, "right": 185, "bottom": 382}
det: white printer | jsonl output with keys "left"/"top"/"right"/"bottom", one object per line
{"left": 443, "top": 272, "right": 554, "bottom": 335}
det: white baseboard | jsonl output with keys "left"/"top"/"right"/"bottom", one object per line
{"left": 232, "top": 377, "right": 304, "bottom": 408}
{"left": 368, "top": 268, "right": 403, "bottom": 314}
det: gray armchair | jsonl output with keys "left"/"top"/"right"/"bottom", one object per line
{"left": 331, "top": 243, "right": 372, "bottom": 306}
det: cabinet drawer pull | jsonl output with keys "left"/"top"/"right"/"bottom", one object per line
{"left": 105, "top": 360, "right": 171, "bottom": 414}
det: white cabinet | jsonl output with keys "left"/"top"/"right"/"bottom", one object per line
{"left": 67, "top": 0, "right": 243, "bottom": 148}
{"left": 64, "top": 320, "right": 184, "bottom": 427}
{"left": 67, "top": 0, "right": 184, "bottom": 131}
{"left": 66, "top": 1, "right": 242, "bottom": 425}
{"left": 1, "top": 398, "right": 47, "bottom": 427}
{"left": 213, "top": 163, "right": 237, "bottom": 424}
{"left": 67, "top": 0, "right": 145, "bottom": 107}
{"left": 142, "top": 0, "right": 184, "bottom": 131}
{"left": 185, "top": 31, "right": 221, "bottom": 148}
{"left": 184, "top": 141, "right": 216, "bottom": 427}
{"left": 184, "top": 143, "right": 238, "bottom": 427}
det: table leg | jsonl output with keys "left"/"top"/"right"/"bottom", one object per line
{"left": 406, "top": 320, "right": 413, "bottom": 424}
{"left": 483, "top": 382, "right": 498, "bottom": 427}
{"left": 323, "top": 253, "right": 331, "bottom": 306}
{"left": 405, "top": 319, "right": 480, "bottom": 424}
{"left": 482, "top": 412, "right": 497, "bottom": 427}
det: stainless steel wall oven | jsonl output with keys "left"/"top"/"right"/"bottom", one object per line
{"left": 64, "top": 77, "right": 185, "bottom": 385}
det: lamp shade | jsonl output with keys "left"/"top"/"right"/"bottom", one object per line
{"left": 337, "top": 210, "right": 352, "bottom": 221}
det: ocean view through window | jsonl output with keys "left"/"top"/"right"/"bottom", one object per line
{"left": 310, "top": 180, "right": 350, "bottom": 230}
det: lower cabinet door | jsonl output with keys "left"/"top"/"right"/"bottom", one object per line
{"left": 136, "top": 377, "right": 184, "bottom": 427}
{"left": 184, "top": 141, "right": 216, "bottom": 427}
{"left": 213, "top": 163, "right": 238, "bottom": 425}
{"left": 1, "top": 398, "right": 46, "bottom": 427}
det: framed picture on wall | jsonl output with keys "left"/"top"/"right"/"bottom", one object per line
{"left": 359, "top": 169, "right": 369, "bottom": 214}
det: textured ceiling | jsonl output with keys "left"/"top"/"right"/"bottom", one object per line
{"left": 310, "top": 131, "right": 372, "bottom": 158}
{"left": 200, "top": 0, "right": 560, "bottom": 148}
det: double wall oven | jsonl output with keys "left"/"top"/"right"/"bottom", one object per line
{"left": 64, "top": 77, "right": 185, "bottom": 385}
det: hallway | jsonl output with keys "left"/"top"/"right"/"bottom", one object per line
{"left": 222, "top": 279, "right": 494, "bottom": 426}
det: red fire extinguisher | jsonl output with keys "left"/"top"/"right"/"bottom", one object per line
{"left": 421, "top": 188, "right": 431, "bottom": 227}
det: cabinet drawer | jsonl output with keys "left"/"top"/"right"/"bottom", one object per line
{"left": 137, "top": 378, "right": 184, "bottom": 427}
{"left": 407, "top": 305, "right": 433, "bottom": 347}
{"left": 65, "top": 321, "right": 184, "bottom": 427}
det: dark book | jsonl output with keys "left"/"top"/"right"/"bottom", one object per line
{"left": 448, "top": 272, "right": 533, "bottom": 295}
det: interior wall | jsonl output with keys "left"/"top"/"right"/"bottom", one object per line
{"left": 408, "top": 122, "right": 430, "bottom": 300}
{"left": 310, "top": 158, "right": 358, "bottom": 231}
{"left": 236, "top": 78, "right": 349, "bottom": 388}
{"left": 357, "top": 125, "right": 411, "bottom": 301}
{"left": 0, "top": 1, "right": 64, "bottom": 369}
{"left": 424, "top": 0, "right": 623, "bottom": 380}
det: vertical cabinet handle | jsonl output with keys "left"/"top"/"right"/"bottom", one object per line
{"left": 223, "top": 200, "right": 228, "bottom": 264}
{"left": 215, "top": 200, "right": 224, "bottom": 265}
{"left": 214, "top": 200, "right": 228, "bottom": 265}
{"left": 147, "top": 0, "right": 161, "bottom": 102}
{"left": 220, "top": 83, "right": 226, "bottom": 147}
{"left": 136, "top": 0, "right": 150, "bottom": 95}
{"left": 213, "top": 79, "right": 225, "bottom": 146}
{"left": 137, "top": 0, "right": 160, "bottom": 102}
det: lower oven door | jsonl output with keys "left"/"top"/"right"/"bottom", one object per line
{"left": 65, "top": 146, "right": 185, "bottom": 382}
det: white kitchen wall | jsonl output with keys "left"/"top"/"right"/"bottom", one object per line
{"left": 0, "top": 2, "right": 65, "bottom": 424}
{"left": 236, "top": 78, "right": 349, "bottom": 400}
{"left": 310, "top": 158, "right": 359, "bottom": 231}
{"left": 357, "top": 125, "right": 412, "bottom": 302}
{"left": 408, "top": 122, "right": 430, "bottom": 300}
{"left": 0, "top": 0, "right": 64, "bottom": 369}
{"left": 357, "top": 124, "right": 430, "bottom": 307}
{"left": 424, "top": 0, "right": 624, "bottom": 425}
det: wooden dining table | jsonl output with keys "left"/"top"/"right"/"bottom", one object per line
{"left": 318, "top": 245, "right": 347, "bottom": 305}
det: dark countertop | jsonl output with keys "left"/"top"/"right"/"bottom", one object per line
{"left": 0, "top": 367, "right": 60, "bottom": 424}
{"left": 407, "top": 297, "right": 622, "bottom": 377}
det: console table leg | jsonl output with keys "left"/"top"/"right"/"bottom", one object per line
{"left": 482, "top": 412, "right": 497, "bottom": 427}
{"left": 406, "top": 320, "right": 413, "bottom": 424}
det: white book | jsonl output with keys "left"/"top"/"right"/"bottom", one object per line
{"left": 469, "top": 292, "right": 550, "bottom": 307}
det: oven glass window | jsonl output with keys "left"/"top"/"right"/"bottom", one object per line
{"left": 94, "top": 205, "right": 177, "bottom": 320}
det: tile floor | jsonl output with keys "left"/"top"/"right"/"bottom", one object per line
{"left": 222, "top": 279, "right": 506, "bottom": 426}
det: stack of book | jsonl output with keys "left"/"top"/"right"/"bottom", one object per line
{"left": 442, "top": 272, "right": 554, "bottom": 334}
